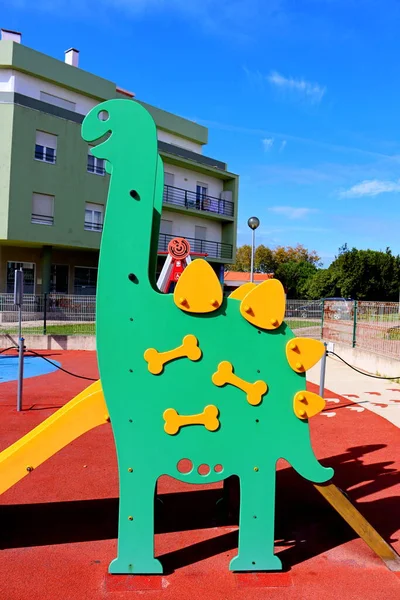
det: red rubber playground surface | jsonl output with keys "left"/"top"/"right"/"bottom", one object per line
{"left": 0, "top": 350, "right": 399, "bottom": 600}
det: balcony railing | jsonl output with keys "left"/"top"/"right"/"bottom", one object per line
{"left": 31, "top": 213, "right": 54, "bottom": 225}
{"left": 158, "top": 233, "right": 233, "bottom": 260}
{"left": 163, "top": 185, "right": 234, "bottom": 218}
{"left": 84, "top": 221, "right": 103, "bottom": 232}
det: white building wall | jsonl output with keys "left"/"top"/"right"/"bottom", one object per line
{"left": 161, "top": 210, "right": 222, "bottom": 243}
{"left": 162, "top": 163, "right": 223, "bottom": 199}
{"left": 0, "top": 69, "right": 14, "bottom": 91}
{"left": 2, "top": 70, "right": 98, "bottom": 114}
{"left": 157, "top": 129, "right": 203, "bottom": 153}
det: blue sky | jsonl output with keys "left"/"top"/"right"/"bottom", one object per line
{"left": 3, "top": 0, "right": 400, "bottom": 266}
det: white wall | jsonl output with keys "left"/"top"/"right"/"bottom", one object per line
{"left": 161, "top": 209, "right": 222, "bottom": 243}
{"left": 2, "top": 70, "right": 98, "bottom": 114}
{"left": 157, "top": 129, "right": 202, "bottom": 153}
{"left": 162, "top": 163, "right": 223, "bottom": 199}
{"left": 0, "top": 69, "right": 14, "bottom": 91}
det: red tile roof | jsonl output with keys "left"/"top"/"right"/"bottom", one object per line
{"left": 224, "top": 271, "right": 274, "bottom": 283}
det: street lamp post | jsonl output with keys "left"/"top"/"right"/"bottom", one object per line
{"left": 247, "top": 216, "right": 260, "bottom": 283}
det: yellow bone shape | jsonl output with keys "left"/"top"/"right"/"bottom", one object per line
{"left": 294, "top": 390, "right": 326, "bottom": 420}
{"left": 212, "top": 361, "right": 268, "bottom": 406}
{"left": 144, "top": 334, "right": 202, "bottom": 375}
{"left": 163, "top": 405, "right": 220, "bottom": 435}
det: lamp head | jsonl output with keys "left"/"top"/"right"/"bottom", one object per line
{"left": 247, "top": 216, "right": 260, "bottom": 230}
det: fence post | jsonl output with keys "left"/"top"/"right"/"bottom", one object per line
{"left": 43, "top": 293, "right": 47, "bottom": 335}
{"left": 352, "top": 300, "right": 358, "bottom": 348}
{"left": 321, "top": 299, "right": 325, "bottom": 340}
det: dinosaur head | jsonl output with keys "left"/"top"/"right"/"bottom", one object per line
{"left": 82, "top": 98, "right": 157, "bottom": 167}
{"left": 81, "top": 100, "right": 115, "bottom": 160}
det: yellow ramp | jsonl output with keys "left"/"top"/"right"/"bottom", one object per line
{"left": 0, "top": 380, "right": 108, "bottom": 496}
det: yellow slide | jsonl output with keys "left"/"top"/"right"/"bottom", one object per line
{"left": 0, "top": 380, "right": 108, "bottom": 495}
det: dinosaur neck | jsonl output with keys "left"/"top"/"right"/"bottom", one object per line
{"left": 98, "top": 151, "right": 160, "bottom": 298}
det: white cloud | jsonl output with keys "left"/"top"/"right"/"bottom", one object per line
{"left": 262, "top": 137, "right": 274, "bottom": 151}
{"left": 339, "top": 178, "right": 400, "bottom": 198}
{"left": 268, "top": 206, "right": 317, "bottom": 220}
{"left": 268, "top": 70, "right": 326, "bottom": 103}
{"left": 199, "top": 118, "right": 397, "bottom": 160}
{"left": 279, "top": 140, "right": 287, "bottom": 152}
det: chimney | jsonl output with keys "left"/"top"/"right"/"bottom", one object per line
{"left": 1, "top": 29, "right": 22, "bottom": 43}
{"left": 65, "top": 48, "right": 79, "bottom": 67}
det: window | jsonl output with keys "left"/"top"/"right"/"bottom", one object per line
{"left": 194, "top": 225, "right": 207, "bottom": 253}
{"left": 6, "top": 262, "right": 35, "bottom": 294}
{"left": 196, "top": 183, "right": 208, "bottom": 200}
{"left": 74, "top": 266, "right": 98, "bottom": 295}
{"left": 164, "top": 172, "right": 175, "bottom": 187}
{"left": 50, "top": 264, "right": 69, "bottom": 294}
{"left": 160, "top": 219, "right": 173, "bottom": 235}
{"left": 87, "top": 148, "right": 105, "bottom": 175}
{"left": 163, "top": 172, "right": 177, "bottom": 204}
{"left": 35, "top": 131, "right": 57, "bottom": 164}
{"left": 85, "top": 202, "right": 104, "bottom": 231}
{"left": 40, "top": 91, "right": 76, "bottom": 112}
{"left": 32, "top": 193, "right": 54, "bottom": 225}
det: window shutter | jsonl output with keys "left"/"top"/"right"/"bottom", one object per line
{"left": 195, "top": 225, "right": 207, "bottom": 240}
{"left": 160, "top": 219, "right": 173, "bottom": 235}
{"left": 164, "top": 172, "right": 175, "bottom": 187}
{"left": 36, "top": 131, "right": 57, "bottom": 149}
{"left": 32, "top": 193, "right": 54, "bottom": 216}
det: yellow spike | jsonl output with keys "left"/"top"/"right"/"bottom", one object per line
{"left": 174, "top": 259, "right": 223, "bottom": 314}
{"left": 286, "top": 338, "right": 326, "bottom": 373}
{"left": 294, "top": 390, "right": 326, "bottom": 420}
{"left": 228, "top": 282, "right": 256, "bottom": 300}
{"left": 239, "top": 279, "right": 286, "bottom": 330}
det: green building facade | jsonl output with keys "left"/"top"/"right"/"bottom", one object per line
{"left": 0, "top": 31, "right": 238, "bottom": 295}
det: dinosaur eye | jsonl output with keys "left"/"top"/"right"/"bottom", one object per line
{"left": 98, "top": 110, "right": 109, "bottom": 121}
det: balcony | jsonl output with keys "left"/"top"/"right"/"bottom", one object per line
{"left": 163, "top": 185, "right": 234, "bottom": 218}
{"left": 158, "top": 233, "right": 233, "bottom": 261}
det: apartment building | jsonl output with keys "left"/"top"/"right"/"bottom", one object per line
{"left": 0, "top": 29, "right": 238, "bottom": 295}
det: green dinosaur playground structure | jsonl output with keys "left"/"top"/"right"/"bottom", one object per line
{"left": 0, "top": 99, "right": 399, "bottom": 576}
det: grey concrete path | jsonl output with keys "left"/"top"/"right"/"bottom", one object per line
{"left": 307, "top": 355, "right": 400, "bottom": 428}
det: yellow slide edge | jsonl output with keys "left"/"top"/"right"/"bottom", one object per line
{"left": 0, "top": 380, "right": 108, "bottom": 496}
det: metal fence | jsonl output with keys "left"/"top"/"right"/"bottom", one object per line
{"left": 285, "top": 299, "right": 323, "bottom": 340}
{"left": 0, "top": 293, "right": 95, "bottom": 336}
{"left": 0, "top": 294, "right": 399, "bottom": 359}
{"left": 322, "top": 300, "right": 400, "bottom": 359}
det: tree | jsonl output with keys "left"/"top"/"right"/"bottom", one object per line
{"left": 328, "top": 246, "right": 400, "bottom": 300}
{"left": 274, "top": 261, "right": 318, "bottom": 299}
{"left": 255, "top": 245, "right": 276, "bottom": 273}
{"left": 303, "top": 269, "right": 340, "bottom": 299}
{"left": 230, "top": 243, "right": 320, "bottom": 273}
{"left": 230, "top": 245, "right": 252, "bottom": 271}
{"left": 274, "top": 244, "right": 321, "bottom": 267}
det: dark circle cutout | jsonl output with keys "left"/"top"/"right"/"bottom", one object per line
{"left": 177, "top": 458, "right": 193, "bottom": 474}
{"left": 98, "top": 110, "right": 109, "bottom": 121}
{"left": 130, "top": 190, "right": 140, "bottom": 201}
{"left": 128, "top": 273, "right": 138, "bottom": 284}
{"left": 198, "top": 464, "right": 211, "bottom": 476}
{"left": 214, "top": 464, "right": 223, "bottom": 473}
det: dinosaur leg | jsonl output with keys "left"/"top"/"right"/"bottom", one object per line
{"left": 109, "top": 469, "right": 162, "bottom": 574}
{"left": 230, "top": 465, "right": 282, "bottom": 571}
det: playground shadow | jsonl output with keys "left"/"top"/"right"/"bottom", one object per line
{"left": 1, "top": 444, "right": 399, "bottom": 574}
